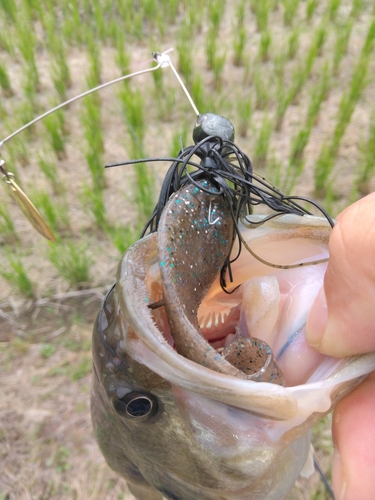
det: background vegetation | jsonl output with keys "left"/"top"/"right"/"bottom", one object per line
{"left": 0, "top": 0, "right": 374, "bottom": 498}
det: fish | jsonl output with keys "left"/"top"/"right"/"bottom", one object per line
{"left": 91, "top": 114, "right": 375, "bottom": 500}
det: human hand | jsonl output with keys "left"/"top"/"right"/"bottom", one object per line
{"left": 306, "top": 193, "right": 375, "bottom": 500}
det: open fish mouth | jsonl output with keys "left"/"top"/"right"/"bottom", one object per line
{"left": 140, "top": 182, "right": 329, "bottom": 388}
{"left": 117, "top": 180, "right": 375, "bottom": 426}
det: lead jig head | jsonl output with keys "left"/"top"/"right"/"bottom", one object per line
{"left": 193, "top": 113, "right": 235, "bottom": 144}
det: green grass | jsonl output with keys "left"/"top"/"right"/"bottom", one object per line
{"left": 275, "top": 79, "right": 291, "bottom": 131}
{"left": 48, "top": 240, "right": 93, "bottom": 288}
{"left": 44, "top": 108, "right": 67, "bottom": 159}
{"left": 0, "top": 0, "right": 16, "bottom": 21}
{"left": 326, "top": 0, "right": 342, "bottom": 21}
{"left": 16, "top": 8, "right": 39, "bottom": 91}
{"left": 49, "top": 34, "right": 72, "bottom": 101}
{"left": 282, "top": 0, "right": 300, "bottom": 26}
{"left": 115, "top": 27, "right": 130, "bottom": 76}
{"left": 0, "top": 252, "right": 35, "bottom": 298}
{"left": 253, "top": 114, "right": 273, "bottom": 169}
{"left": 306, "top": 0, "right": 319, "bottom": 20}
{"left": 191, "top": 74, "right": 205, "bottom": 114}
{"left": 107, "top": 224, "right": 137, "bottom": 255}
{"left": 253, "top": 65, "right": 271, "bottom": 110}
{"left": 40, "top": 343, "right": 57, "bottom": 358}
{"left": 82, "top": 93, "right": 105, "bottom": 191}
{"left": 314, "top": 17, "right": 375, "bottom": 195}
{"left": 170, "top": 125, "right": 188, "bottom": 156}
{"left": 208, "top": 0, "right": 225, "bottom": 32}
{"left": 0, "top": 201, "right": 18, "bottom": 244}
{"left": 117, "top": 84, "right": 145, "bottom": 151}
{"left": 85, "top": 27, "right": 102, "bottom": 89}
{"left": 80, "top": 183, "right": 107, "bottom": 230}
{"left": 233, "top": 0, "right": 247, "bottom": 66}
{"left": 0, "top": 3, "right": 372, "bottom": 304}
{"left": 333, "top": 18, "right": 354, "bottom": 75}
{"left": 177, "top": 22, "right": 194, "bottom": 86}
{"left": 250, "top": 0, "right": 270, "bottom": 32}
{"left": 71, "top": 356, "right": 92, "bottom": 381}
{"left": 0, "top": 58, "right": 12, "bottom": 95}
{"left": 286, "top": 26, "right": 300, "bottom": 60}
{"left": 237, "top": 95, "right": 252, "bottom": 138}
{"left": 356, "top": 115, "right": 375, "bottom": 194}
{"left": 287, "top": 61, "right": 331, "bottom": 186}
{"left": 38, "top": 153, "right": 63, "bottom": 194}
{"left": 258, "top": 30, "right": 272, "bottom": 62}
{"left": 205, "top": 28, "right": 218, "bottom": 71}
{"left": 32, "top": 189, "right": 70, "bottom": 236}
{"left": 351, "top": 0, "right": 365, "bottom": 17}
{"left": 306, "top": 61, "right": 331, "bottom": 128}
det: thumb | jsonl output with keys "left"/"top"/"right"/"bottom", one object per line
{"left": 306, "top": 193, "right": 375, "bottom": 357}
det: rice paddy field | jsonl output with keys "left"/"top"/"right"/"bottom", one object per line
{"left": 0, "top": 0, "right": 375, "bottom": 498}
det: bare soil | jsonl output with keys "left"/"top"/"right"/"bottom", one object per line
{"left": 1, "top": 1, "right": 375, "bottom": 499}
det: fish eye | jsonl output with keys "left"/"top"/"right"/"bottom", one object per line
{"left": 113, "top": 391, "right": 158, "bottom": 421}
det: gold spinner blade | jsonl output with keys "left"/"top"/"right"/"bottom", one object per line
{"left": 1, "top": 160, "right": 55, "bottom": 242}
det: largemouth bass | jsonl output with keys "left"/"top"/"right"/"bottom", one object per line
{"left": 91, "top": 114, "right": 375, "bottom": 500}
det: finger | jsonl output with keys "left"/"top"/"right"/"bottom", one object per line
{"left": 331, "top": 372, "right": 375, "bottom": 500}
{"left": 306, "top": 192, "right": 375, "bottom": 357}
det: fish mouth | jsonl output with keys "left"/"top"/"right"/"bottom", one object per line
{"left": 117, "top": 216, "right": 375, "bottom": 422}
{"left": 146, "top": 249, "right": 327, "bottom": 388}
{"left": 117, "top": 215, "right": 375, "bottom": 423}
{"left": 148, "top": 183, "right": 334, "bottom": 387}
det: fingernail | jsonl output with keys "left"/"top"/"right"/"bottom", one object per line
{"left": 306, "top": 286, "right": 327, "bottom": 348}
{"left": 332, "top": 449, "right": 347, "bottom": 500}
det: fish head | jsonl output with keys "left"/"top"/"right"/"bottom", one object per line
{"left": 91, "top": 183, "right": 375, "bottom": 500}
{"left": 91, "top": 261, "right": 310, "bottom": 500}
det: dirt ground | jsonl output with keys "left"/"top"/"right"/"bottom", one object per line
{"left": 1, "top": 1, "right": 375, "bottom": 499}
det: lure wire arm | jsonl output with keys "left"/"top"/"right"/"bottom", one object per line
{"left": 0, "top": 48, "right": 174, "bottom": 149}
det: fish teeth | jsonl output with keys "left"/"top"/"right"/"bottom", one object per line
{"left": 200, "top": 310, "right": 229, "bottom": 330}
{"left": 205, "top": 312, "right": 212, "bottom": 328}
{"left": 216, "top": 312, "right": 221, "bottom": 326}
